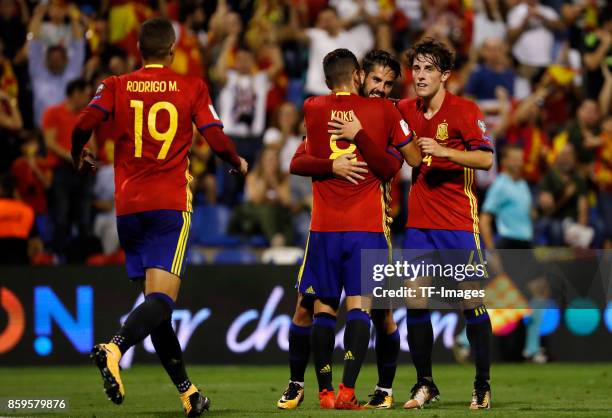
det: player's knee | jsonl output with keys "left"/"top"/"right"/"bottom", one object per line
{"left": 145, "top": 292, "right": 175, "bottom": 320}
{"left": 372, "top": 309, "right": 397, "bottom": 334}
{"left": 405, "top": 296, "right": 428, "bottom": 310}
{"left": 293, "top": 303, "right": 313, "bottom": 326}
{"left": 345, "top": 295, "right": 370, "bottom": 313}
{"left": 145, "top": 268, "right": 181, "bottom": 301}
{"left": 314, "top": 297, "right": 340, "bottom": 315}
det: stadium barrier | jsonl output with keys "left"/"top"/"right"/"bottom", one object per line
{"left": 0, "top": 264, "right": 611, "bottom": 366}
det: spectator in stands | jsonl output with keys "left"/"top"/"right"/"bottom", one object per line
{"left": 0, "top": 174, "right": 41, "bottom": 264}
{"left": 472, "top": 0, "right": 507, "bottom": 49}
{"left": 229, "top": 147, "right": 293, "bottom": 246}
{"left": 537, "top": 142, "right": 589, "bottom": 246}
{"left": 10, "top": 130, "right": 51, "bottom": 218}
{"left": 263, "top": 101, "right": 302, "bottom": 174}
{"left": 422, "top": 0, "right": 467, "bottom": 54}
{"left": 507, "top": 0, "right": 564, "bottom": 81}
{"left": 92, "top": 160, "right": 119, "bottom": 255}
{"left": 594, "top": 115, "right": 612, "bottom": 248}
{"left": 42, "top": 79, "right": 93, "bottom": 260}
{"left": 262, "top": 101, "right": 311, "bottom": 246}
{"left": 215, "top": 34, "right": 280, "bottom": 205}
{"left": 465, "top": 37, "right": 530, "bottom": 101}
{"left": 581, "top": 7, "right": 612, "bottom": 100}
{"left": 0, "top": 0, "right": 29, "bottom": 62}
{"left": 105, "top": 47, "right": 131, "bottom": 76}
{"left": 502, "top": 80, "right": 553, "bottom": 192}
{"left": 29, "top": 1, "right": 82, "bottom": 47}
{"left": 0, "top": 82, "right": 23, "bottom": 172}
{"left": 283, "top": 5, "right": 374, "bottom": 96}
{"left": 550, "top": 99, "right": 601, "bottom": 173}
{"left": 215, "top": 37, "right": 277, "bottom": 163}
{"left": 28, "top": 2, "right": 85, "bottom": 126}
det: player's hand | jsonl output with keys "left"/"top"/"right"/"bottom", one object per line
{"left": 417, "top": 137, "right": 448, "bottom": 158}
{"left": 76, "top": 149, "right": 97, "bottom": 174}
{"left": 332, "top": 153, "right": 368, "bottom": 185}
{"left": 327, "top": 111, "right": 363, "bottom": 141}
{"left": 229, "top": 157, "right": 248, "bottom": 176}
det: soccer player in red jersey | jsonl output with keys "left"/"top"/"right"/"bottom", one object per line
{"left": 278, "top": 50, "right": 417, "bottom": 411}
{"left": 332, "top": 38, "right": 494, "bottom": 410}
{"left": 71, "top": 18, "right": 247, "bottom": 417}
{"left": 294, "top": 48, "right": 413, "bottom": 410}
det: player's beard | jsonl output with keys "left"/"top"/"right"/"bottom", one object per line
{"left": 362, "top": 85, "right": 385, "bottom": 98}
{"left": 368, "top": 89, "right": 385, "bottom": 98}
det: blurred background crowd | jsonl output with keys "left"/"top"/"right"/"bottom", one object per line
{"left": 0, "top": 0, "right": 611, "bottom": 265}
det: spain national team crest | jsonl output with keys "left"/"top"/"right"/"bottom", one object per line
{"left": 435, "top": 122, "right": 449, "bottom": 141}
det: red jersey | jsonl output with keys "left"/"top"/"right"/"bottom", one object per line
{"left": 304, "top": 92, "right": 411, "bottom": 232}
{"left": 10, "top": 157, "right": 51, "bottom": 214}
{"left": 396, "top": 92, "right": 493, "bottom": 232}
{"left": 42, "top": 102, "right": 80, "bottom": 168}
{"left": 87, "top": 64, "right": 222, "bottom": 216}
{"left": 94, "top": 121, "right": 116, "bottom": 165}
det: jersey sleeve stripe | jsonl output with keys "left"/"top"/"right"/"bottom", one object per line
{"left": 197, "top": 122, "right": 224, "bottom": 132}
{"left": 88, "top": 103, "right": 110, "bottom": 115}
{"left": 386, "top": 147, "right": 403, "bottom": 162}
{"left": 474, "top": 144, "right": 494, "bottom": 152}
{"left": 394, "top": 134, "right": 413, "bottom": 148}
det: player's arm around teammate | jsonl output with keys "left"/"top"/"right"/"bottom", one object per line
{"left": 290, "top": 140, "right": 369, "bottom": 185}
{"left": 328, "top": 110, "right": 423, "bottom": 170}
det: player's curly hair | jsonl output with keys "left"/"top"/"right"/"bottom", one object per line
{"left": 323, "top": 48, "right": 360, "bottom": 89}
{"left": 139, "top": 18, "right": 176, "bottom": 61}
{"left": 362, "top": 50, "right": 401, "bottom": 79}
{"left": 407, "top": 37, "right": 455, "bottom": 73}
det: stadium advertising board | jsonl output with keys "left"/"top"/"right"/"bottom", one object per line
{"left": 1, "top": 263, "right": 611, "bottom": 366}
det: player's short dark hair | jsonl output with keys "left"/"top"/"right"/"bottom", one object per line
{"left": 138, "top": 17, "right": 176, "bottom": 60}
{"left": 66, "top": 78, "right": 89, "bottom": 96}
{"left": 362, "top": 50, "right": 401, "bottom": 79}
{"left": 323, "top": 48, "right": 359, "bottom": 89}
{"left": 407, "top": 37, "right": 455, "bottom": 73}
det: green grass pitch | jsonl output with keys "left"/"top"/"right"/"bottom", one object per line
{"left": 1, "top": 363, "right": 611, "bottom": 417}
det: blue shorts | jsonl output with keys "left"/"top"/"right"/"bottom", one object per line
{"left": 297, "top": 231, "right": 390, "bottom": 298}
{"left": 117, "top": 210, "right": 192, "bottom": 281}
{"left": 403, "top": 227, "right": 486, "bottom": 267}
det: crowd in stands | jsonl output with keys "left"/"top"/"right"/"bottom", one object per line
{"left": 0, "top": 0, "right": 611, "bottom": 265}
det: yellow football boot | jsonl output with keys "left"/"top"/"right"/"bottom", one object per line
{"left": 90, "top": 343, "right": 125, "bottom": 404}
{"left": 277, "top": 382, "right": 304, "bottom": 409}
{"left": 364, "top": 389, "right": 394, "bottom": 409}
{"left": 180, "top": 384, "right": 210, "bottom": 417}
